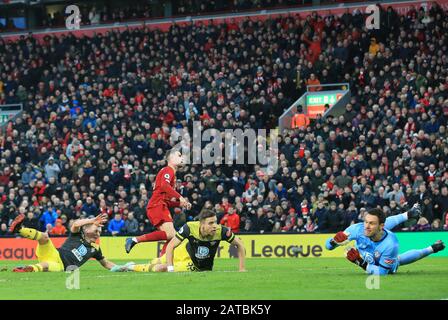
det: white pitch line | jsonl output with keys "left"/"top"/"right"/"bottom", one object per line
{"left": 69, "top": 263, "right": 448, "bottom": 279}
{"left": 83, "top": 264, "right": 445, "bottom": 279}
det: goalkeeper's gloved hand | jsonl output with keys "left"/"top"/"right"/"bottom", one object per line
{"left": 407, "top": 203, "right": 422, "bottom": 220}
{"left": 330, "top": 231, "right": 349, "bottom": 247}
{"left": 346, "top": 248, "right": 367, "bottom": 270}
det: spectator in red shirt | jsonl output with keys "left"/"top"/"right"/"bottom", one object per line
{"left": 220, "top": 207, "right": 240, "bottom": 233}
{"left": 33, "top": 181, "right": 47, "bottom": 204}
{"left": 282, "top": 208, "right": 297, "bottom": 232}
{"left": 99, "top": 199, "right": 112, "bottom": 217}
{"left": 302, "top": 35, "right": 321, "bottom": 64}
{"left": 50, "top": 218, "right": 67, "bottom": 235}
{"left": 204, "top": 38, "right": 214, "bottom": 52}
{"left": 0, "top": 168, "right": 11, "bottom": 186}
{"left": 220, "top": 197, "right": 231, "bottom": 215}
{"left": 311, "top": 15, "right": 325, "bottom": 37}
{"left": 306, "top": 73, "right": 322, "bottom": 91}
{"left": 102, "top": 84, "right": 115, "bottom": 98}
{"left": 159, "top": 105, "right": 175, "bottom": 125}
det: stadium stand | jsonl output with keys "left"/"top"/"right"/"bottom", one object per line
{"left": 0, "top": 1, "right": 447, "bottom": 236}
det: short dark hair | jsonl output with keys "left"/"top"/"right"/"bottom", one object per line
{"left": 165, "top": 149, "right": 179, "bottom": 161}
{"left": 367, "top": 208, "right": 386, "bottom": 224}
{"left": 198, "top": 209, "right": 216, "bottom": 221}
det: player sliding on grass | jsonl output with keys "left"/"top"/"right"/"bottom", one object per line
{"left": 113, "top": 209, "right": 246, "bottom": 272}
{"left": 326, "top": 204, "right": 445, "bottom": 275}
{"left": 7, "top": 213, "right": 118, "bottom": 272}
{"left": 125, "top": 149, "right": 191, "bottom": 256}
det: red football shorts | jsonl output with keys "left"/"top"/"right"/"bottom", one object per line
{"left": 146, "top": 204, "right": 172, "bottom": 228}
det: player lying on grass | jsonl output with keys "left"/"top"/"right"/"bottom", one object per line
{"left": 326, "top": 204, "right": 445, "bottom": 275}
{"left": 7, "top": 213, "right": 118, "bottom": 272}
{"left": 112, "top": 209, "right": 246, "bottom": 272}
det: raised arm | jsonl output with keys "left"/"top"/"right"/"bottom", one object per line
{"left": 71, "top": 213, "right": 108, "bottom": 233}
{"left": 325, "top": 223, "right": 360, "bottom": 250}
{"left": 160, "top": 178, "right": 190, "bottom": 208}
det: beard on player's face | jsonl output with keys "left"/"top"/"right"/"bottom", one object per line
{"left": 204, "top": 225, "right": 217, "bottom": 236}
{"left": 201, "top": 218, "right": 217, "bottom": 236}
{"left": 169, "top": 152, "right": 184, "bottom": 167}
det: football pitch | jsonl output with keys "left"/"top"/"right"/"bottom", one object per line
{"left": 1, "top": 258, "right": 447, "bottom": 300}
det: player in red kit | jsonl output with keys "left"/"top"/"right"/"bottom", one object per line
{"left": 125, "top": 149, "right": 191, "bottom": 255}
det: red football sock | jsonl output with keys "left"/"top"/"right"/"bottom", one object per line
{"left": 136, "top": 231, "right": 167, "bottom": 243}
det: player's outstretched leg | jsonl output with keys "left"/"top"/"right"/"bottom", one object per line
{"left": 10, "top": 213, "right": 43, "bottom": 241}
{"left": 125, "top": 230, "right": 168, "bottom": 254}
{"left": 398, "top": 240, "right": 445, "bottom": 266}
{"left": 10, "top": 214, "right": 57, "bottom": 272}
{"left": 125, "top": 237, "right": 137, "bottom": 253}
{"left": 126, "top": 222, "right": 175, "bottom": 256}
{"left": 384, "top": 204, "right": 422, "bottom": 230}
{"left": 112, "top": 257, "right": 167, "bottom": 272}
{"left": 123, "top": 262, "right": 162, "bottom": 272}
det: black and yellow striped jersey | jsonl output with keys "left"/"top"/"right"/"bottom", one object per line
{"left": 175, "top": 221, "right": 235, "bottom": 271}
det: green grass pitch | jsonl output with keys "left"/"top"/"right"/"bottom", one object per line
{"left": 1, "top": 258, "right": 447, "bottom": 300}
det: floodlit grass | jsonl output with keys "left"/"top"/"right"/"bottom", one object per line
{"left": 1, "top": 258, "right": 447, "bottom": 300}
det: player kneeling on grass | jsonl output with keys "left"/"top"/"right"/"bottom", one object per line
{"left": 326, "top": 204, "right": 445, "bottom": 275}
{"left": 113, "top": 209, "right": 246, "bottom": 272}
{"left": 8, "top": 213, "right": 118, "bottom": 272}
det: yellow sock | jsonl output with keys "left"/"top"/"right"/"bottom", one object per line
{"left": 47, "top": 262, "right": 63, "bottom": 272}
{"left": 19, "top": 227, "right": 42, "bottom": 241}
{"left": 30, "top": 264, "right": 43, "bottom": 272}
{"left": 132, "top": 264, "right": 154, "bottom": 272}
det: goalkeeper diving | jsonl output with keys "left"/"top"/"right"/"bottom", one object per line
{"left": 326, "top": 204, "right": 445, "bottom": 275}
{"left": 113, "top": 209, "right": 246, "bottom": 272}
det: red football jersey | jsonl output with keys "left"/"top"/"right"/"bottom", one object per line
{"left": 147, "top": 166, "right": 181, "bottom": 208}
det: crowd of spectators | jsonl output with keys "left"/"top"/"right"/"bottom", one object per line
{"left": 0, "top": 2, "right": 447, "bottom": 237}
{"left": 39, "top": 3, "right": 152, "bottom": 29}
{"left": 37, "top": 0, "right": 317, "bottom": 30}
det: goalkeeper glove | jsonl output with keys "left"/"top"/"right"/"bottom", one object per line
{"left": 407, "top": 203, "right": 422, "bottom": 220}
{"left": 346, "top": 248, "right": 367, "bottom": 270}
{"left": 329, "top": 231, "right": 349, "bottom": 247}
